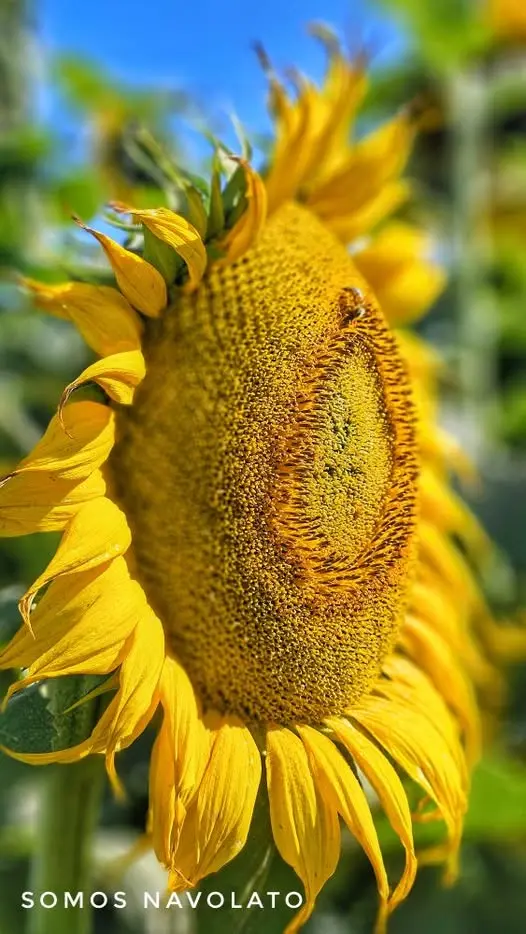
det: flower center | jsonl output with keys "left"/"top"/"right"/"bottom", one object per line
{"left": 110, "top": 202, "right": 418, "bottom": 723}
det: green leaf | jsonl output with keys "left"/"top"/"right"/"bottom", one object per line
{"left": 0, "top": 532, "right": 61, "bottom": 592}
{"left": 0, "top": 586, "right": 23, "bottom": 644}
{"left": 0, "top": 674, "right": 112, "bottom": 755}
{"left": 464, "top": 755, "right": 526, "bottom": 840}
{"left": 0, "top": 127, "right": 51, "bottom": 178}
{"left": 0, "top": 684, "right": 57, "bottom": 755}
{"left": 54, "top": 56, "right": 115, "bottom": 111}
{"left": 51, "top": 171, "right": 104, "bottom": 223}
{"left": 499, "top": 381, "right": 526, "bottom": 449}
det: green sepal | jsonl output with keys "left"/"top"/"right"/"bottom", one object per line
{"left": 206, "top": 167, "right": 225, "bottom": 240}
{"left": 180, "top": 168, "right": 211, "bottom": 201}
{"left": 230, "top": 113, "right": 254, "bottom": 162}
{"left": 103, "top": 210, "right": 142, "bottom": 233}
{"left": 206, "top": 241, "right": 228, "bottom": 263}
{"left": 222, "top": 164, "right": 248, "bottom": 227}
{"left": 221, "top": 163, "right": 245, "bottom": 212}
{"left": 142, "top": 225, "right": 184, "bottom": 284}
{"left": 183, "top": 186, "right": 208, "bottom": 238}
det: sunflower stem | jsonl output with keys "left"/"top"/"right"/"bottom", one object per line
{"left": 28, "top": 754, "right": 106, "bottom": 934}
{"left": 447, "top": 65, "right": 497, "bottom": 458}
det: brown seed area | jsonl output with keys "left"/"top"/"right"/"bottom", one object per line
{"left": 110, "top": 202, "right": 419, "bottom": 723}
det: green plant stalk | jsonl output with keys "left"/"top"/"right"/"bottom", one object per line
{"left": 447, "top": 66, "right": 498, "bottom": 456}
{"left": 27, "top": 677, "right": 107, "bottom": 934}
{"left": 28, "top": 755, "right": 106, "bottom": 934}
{"left": 0, "top": 0, "right": 42, "bottom": 265}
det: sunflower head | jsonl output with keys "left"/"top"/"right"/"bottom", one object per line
{"left": 110, "top": 198, "right": 418, "bottom": 725}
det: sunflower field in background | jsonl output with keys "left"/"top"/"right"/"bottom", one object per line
{"left": 1, "top": 1, "right": 526, "bottom": 933}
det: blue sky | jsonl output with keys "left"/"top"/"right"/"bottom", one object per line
{"left": 38, "top": 0, "right": 407, "bottom": 133}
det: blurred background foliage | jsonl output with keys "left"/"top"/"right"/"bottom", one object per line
{"left": 1, "top": 0, "right": 526, "bottom": 932}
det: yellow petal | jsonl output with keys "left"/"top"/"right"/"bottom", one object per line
{"left": 149, "top": 654, "right": 210, "bottom": 869}
{"left": 371, "top": 253, "right": 444, "bottom": 325}
{"left": 157, "top": 655, "right": 209, "bottom": 824}
{"left": 0, "top": 738, "right": 95, "bottom": 768}
{"left": 305, "top": 31, "right": 368, "bottom": 184}
{"left": 266, "top": 726, "right": 340, "bottom": 934}
{"left": 170, "top": 716, "right": 261, "bottom": 887}
{"left": 19, "top": 497, "right": 132, "bottom": 626}
{"left": 263, "top": 38, "right": 367, "bottom": 212}
{"left": 15, "top": 402, "right": 115, "bottom": 481}
{"left": 0, "top": 468, "right": 106, "bottom": 537}
{"left": 357, "top": 222, "right": 427, "bottom": 274}
{"left": 59, "top": 350, "right": 146, "bottom": 415}
{"left": 327, "top": 180, "right": 411, "bottom": 243}
{"left": 379, "top": 654, "right": 468, "bottom": 790}
{"left": 307, "top": 113, "right": 414, "bottom": 233}
{"left": 297, "top": 724, "right": 389, "bottom": 930}
{"left": 410, "top": 579, "right": 498, "bottom": 695}
{"left": 149, "top": 722, "right": 178, "bottom": 866}
{"left": 325, "top": 716, "right": 417, "bottom": 911}
{"left": 410, "top": 580, "right": 468, "bottom": 649}
{"left": 22, "top": 279, "right": 143, "bottom": 356}
{"left": 81, "top": 223, "right": 167, "bottom": 317}
{"left": 396, "top": 330, "right": 443, "bottom": 390}
{"left": 376, "top": 656, "right": 469, "bottom": 883}
{"left": 90, "top": 603, "right": 165, "bottom": 793}
{"left": 418, "top": 521, "right": 481, "bottom": 608}
{"left": 419, "top": 468, "right": 490, "bottom": 563}
{"left": 479, "top": 613, "right": 526, "bottom": 663}
{"left": 419, "top": 425, "right": 478, "bottom": 484}
{"left": 264, "top": 73, "right": 317, "bottom": 212}
{"left": 111, "top": 202, "right": 207, "bottom": 291}
{"left": 0, "top": 558, "right": 143, "bottom": 687}
{"left": 488, "top": 0, "right": 526, "bottom": 39}
{"left": 219, "top": 162, "right": 268, "bottom": 263}
{"left": 401, "top": 614, "right": 481, "bottom": 765}
{"left": 351, "top": 689, "right": 466, "bottom": 880}
{"left": 353, "top": 223, "right": 445, "bottom": 326}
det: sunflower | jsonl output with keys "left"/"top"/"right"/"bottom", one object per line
{"left": 487, "top": 0, "right": 526, "bottom": 41}
{"left": 0, "top": 28, "right": 513, "bottom": 933}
